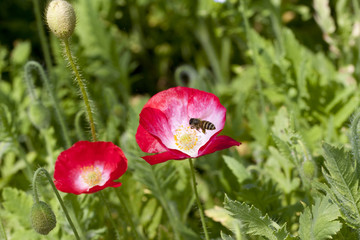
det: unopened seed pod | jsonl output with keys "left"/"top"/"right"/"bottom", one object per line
{"left": 46, "top": 0, "right": 76, "bottom": 39}
{"left": 30, "top": 201, "right": 57, "bottom": 235}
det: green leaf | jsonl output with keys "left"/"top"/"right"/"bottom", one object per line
{"left": 2, "top": 187, "right": 33, "bottom": 228}
{"left": 220, "top": 232, "right": 235, "bottom": 240}
{"left": 321, "top": 143, "right": 360, "bottom": 229}
{"left": 247, "top": 103, "right": 269, "bottom": 147}
{"left": 147, "top": 207, "right": 163, "bottom": 239}
{"left": 271, "top": 107, "right": 290, "bottom": 142}
{"left": 223, "top": 155, "right": 250, "bottom": 185}
{"left": 140, "top": 198, "right": 158, "bottom": 226}
{"left": 10, "top": 41, "right": 31, "bottom": 65}
{"left": 299, "top": 195, "right": 342, "bottom": 240}
{"left": 205, "top": 206, "right": 236, "bottom": 230}
{"left": 332, "top": 94, "right": 359, "bottom": 129}
{"left": 224, "top": 195, "right": 291, "bottom": 240}
{"left": 266, "top": 147, "right": 300, "bottom": 194}
{"left": 283, "top": 29, "right": 310, "bottom": 100}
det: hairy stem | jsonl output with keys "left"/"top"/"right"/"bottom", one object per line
{"left": 24, "top": 61, "right": 71, "bottom": 148}
{"left": 75, "top": 110, "right": 86, "bottom": 140}
{"left": 32, "top": 168, "right": 80, "bottom": 240}
{"left": 188, "top": 158, "right": 209, "bottom": 240}
{"left": 63, "top": 39, "right": 97, "bottom": 142}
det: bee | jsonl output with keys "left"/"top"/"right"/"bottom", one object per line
{"left": 189, "top": 118, "right": 216, "bottom": 134}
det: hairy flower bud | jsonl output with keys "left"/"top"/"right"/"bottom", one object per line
{"left": 31, "top": 201, "right": 57, "bottom": 235}
{"left": 28, "top": 101, "right": 50, "bottom": 130}
{"left": 46, "top": 0, "right": 76, "bottom": 39}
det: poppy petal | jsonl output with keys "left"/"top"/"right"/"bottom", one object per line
{"left": 135, "top": 124, "right": 167, "bottom": 153}
{"left": 54, "top": 141, "right": 128, "bottom": 194}
{"left": 187, "top": 88, "right": 226, "bottom": 132}
{"left": 139, "top": 107, "right": 176, "bottom": 149}
{"left": 143, "top": 87, "right": 189, "bottom": 131}
{"left": 198, "top": 135, "right": 241, "bottom": 156}
{"left": 142, "top": 151, "right": 189, "bottom": 165}
{"left": 136, "top": 87, "right": 240, "bottom": 163}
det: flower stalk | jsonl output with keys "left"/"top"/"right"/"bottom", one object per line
{"left": 63, "top": 39, "right": 97, "bottom": 142}
{"left": 24, "top": 61, "right": 71, "bottom": 148}
{"left": 32, "top": 168, "right": 80, "bottom": 239}
{"left": 188, "top": 158, "right": 209, "bottom": 240}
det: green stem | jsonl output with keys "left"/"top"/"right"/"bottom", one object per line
{"left": 188, "top": 158, "right": 209, "bottom": 240}
{"left": 298, "top": 140, "right": 310, "bottom": 162}
{"left": 98, "top": 191, "right": 121, "bottom": 240}
{"left": 352, "top": 0, "right": 360, "bottom": 78}
{"left": 63, "top": 39, "right": 97, "bottom": 142}
{"left": 0, "top": 217, "right": 7, "bottom": 240}
{"left": 32, "top": 168, "right": 80, "bottom": 240}
{"left": 24, "top": 61, "right": 71, "bottom": 148}
{"left": 31, "top": 0, "right": 53, "bottom": 73}
{"left": 75, "top": 110, "right": 86, "bottom": 140}
{"left": 114, "top": 189, "right": 143, "bottom": 240}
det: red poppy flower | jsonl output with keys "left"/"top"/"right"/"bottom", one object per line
{"left": 54, "top": 141, "right": 128, "bottom": 194}
{"left": 136, "top": 87, "right": 241, "bottom": 165}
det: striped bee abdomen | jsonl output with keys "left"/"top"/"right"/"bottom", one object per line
{"left": 201, "top": 121, "right": 216, "bottom": 130}
{"left": 189, "top": 118, "right": 216, "bottom": 134}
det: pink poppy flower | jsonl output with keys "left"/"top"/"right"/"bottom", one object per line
{"left": 136, "top": 87, "right": 241, "bottom": 165}
{"left": 54, "top": 141, "right": 128, "bottom": 194}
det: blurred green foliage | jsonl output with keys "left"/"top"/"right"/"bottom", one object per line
{"left": 1, "top": 0, "right": 360, "bottom": 239}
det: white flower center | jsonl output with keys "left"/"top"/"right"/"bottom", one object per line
{"left": 80, "top": 165, "right": 102, "bottom": 187}
{"left": 173, "top": 125, "right": 202, "bottom": 156}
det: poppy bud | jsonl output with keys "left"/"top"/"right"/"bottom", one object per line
{"left": 46, "top": 0, "right": 76, "bottom": 39}
{"left": 30, "top": 201, "right": 57, "bottom": 235}
{"left": 28, "top": 101, "right": 50, "bottom": 130}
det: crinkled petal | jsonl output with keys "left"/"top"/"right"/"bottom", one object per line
{"left": 103, "top": 145, "right": 128, "bottom": 180}
{"left": 198, "top": 135, "right": 241, "bottom": 156}
{"left": 187, "top": 88, "right": 226, "bottom": 132}
{"left": 86, "top": 182, "right": 122, "bottom": 194}
{"left": 143, "top": 87, "right": 226, "bottom": 143}
{"left": 135, "top": 124, "right": 167, "bottom": 153}
{"left": 142, "top": 150, "right": 189, "bottom": 165}
{"left": 139, "top": 107, "right": 175, "bottom": 148}
{"left": 54, "top": 141, "right": 127, "bottom": 194}
{"left": 143, "top": 87, "right": 189, "bottom": 131}
{"left": 136, "top": 87, "right": 240, "bottom": 164}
